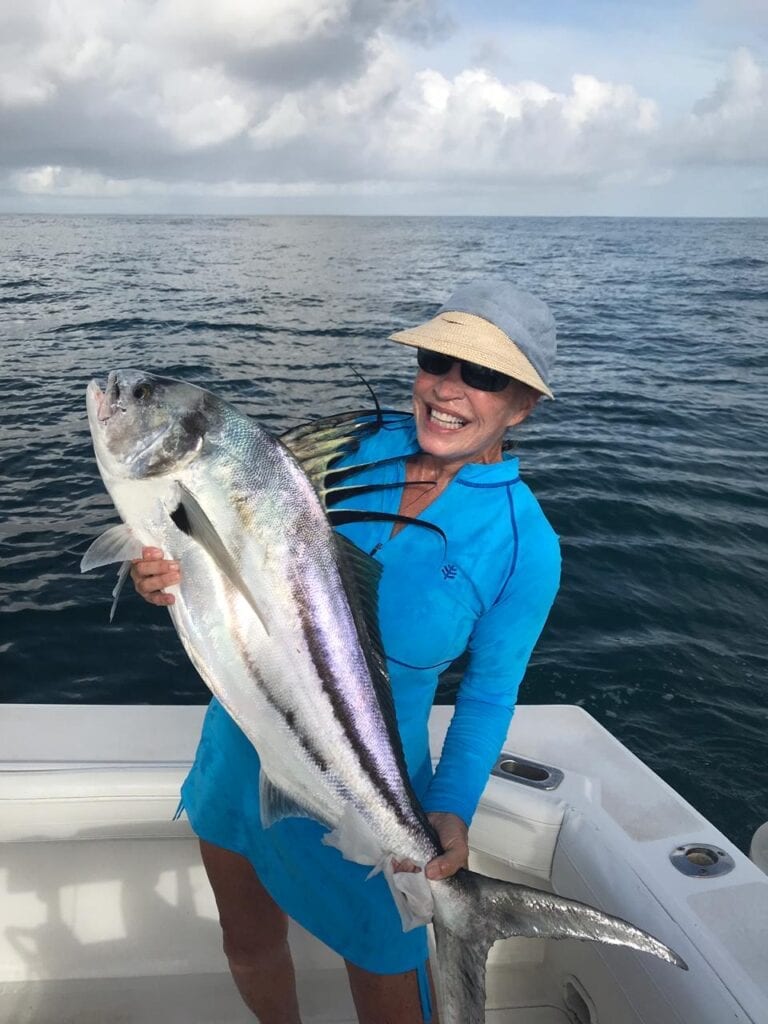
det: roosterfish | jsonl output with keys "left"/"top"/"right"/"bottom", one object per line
{"left": 82, "top": 369, "right": 687, "bottom": 1024}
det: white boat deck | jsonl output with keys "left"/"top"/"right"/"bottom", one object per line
{"left": 1, "top": 969, "right": 569, "bottom": 1023}
{"left": 1, "top": 703, "right": 766, "bottom": 1024}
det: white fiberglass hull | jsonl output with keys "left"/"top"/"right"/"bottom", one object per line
{"left": 1, "top": 703, "right": 765, "bottom": 1024}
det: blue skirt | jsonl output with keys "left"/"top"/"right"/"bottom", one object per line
{"left": 181, "top": 699, "right": 431, "bottom": 977}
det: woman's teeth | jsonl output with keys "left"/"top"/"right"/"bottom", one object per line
{"left": 429, "top": 408, "right": 466, "bottom": 429}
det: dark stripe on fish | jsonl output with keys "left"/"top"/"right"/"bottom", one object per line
{"left": 260, "top": 685, "right": 329, "bottom": 778}
{"left": 226, "top": 581, "right": 329, "bottom": 779}
{"left": 292, "top": 583, "right": 415, "bottom": 832}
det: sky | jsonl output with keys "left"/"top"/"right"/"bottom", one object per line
{"left": 1, "top": 0, "right": 768, "bottom": 216}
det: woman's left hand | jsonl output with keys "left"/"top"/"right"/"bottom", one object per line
{"left": 424, "top": 812, "right": 469, "bottom": 880}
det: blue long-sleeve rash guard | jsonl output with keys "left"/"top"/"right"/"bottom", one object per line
{"left": 333, "top": 414, "right": 561, "bottom": 825}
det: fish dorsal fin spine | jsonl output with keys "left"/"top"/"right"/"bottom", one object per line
{"left": 279, "top": 405, "right": 414, "bottom": 504}
{"left": 279, "top": 408, "right": 382, "bottom": 494}
{"left": 328, "top": 510, "right": 447, "bottom": 553}
{"left": 324, "top": 479, "right": 432, "bottom": 505}
{"left": 280, "top": 405, "right": 446, "bottom": 546}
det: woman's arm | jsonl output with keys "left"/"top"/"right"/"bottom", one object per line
{"left": 423, "top": 517, "right": 561, "bottom": 828}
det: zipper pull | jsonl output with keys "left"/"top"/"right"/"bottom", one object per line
{"left": 369, "top": 542, "right": 383, "bottom": 556}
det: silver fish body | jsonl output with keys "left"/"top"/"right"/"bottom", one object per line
{"left": 85, "top": 370, "right": 434, "bottom": 865}
{"left": 83, "top": 369, "right": 687, "bottom": 1023}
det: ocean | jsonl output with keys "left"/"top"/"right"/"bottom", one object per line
{"left": 1, "top": 214, "right": 766, "bottom": 852}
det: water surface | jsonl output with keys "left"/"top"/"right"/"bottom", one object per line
{"left": 1, "top": 214, "right": 766, "bottom": 851}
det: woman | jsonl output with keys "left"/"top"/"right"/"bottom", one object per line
{"left": 131, "top": 279, "right": 561, "bottom": 1024}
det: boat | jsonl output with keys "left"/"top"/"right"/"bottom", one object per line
{"left": 1, "top": 702, "right": 766, "bottom": 1023}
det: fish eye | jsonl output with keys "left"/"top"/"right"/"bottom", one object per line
{"left": 133, "top": 382, "right": 153, "bottom": 401}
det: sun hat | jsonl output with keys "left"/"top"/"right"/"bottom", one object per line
{"left": 389, "top": 279, "right": 557, "bottom": 399}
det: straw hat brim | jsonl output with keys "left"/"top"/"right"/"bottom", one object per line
{"left": 389, "top": 311, "right": 554, "bottom": 399}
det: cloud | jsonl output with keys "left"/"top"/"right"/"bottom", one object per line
{"left": 0, "top": 1, "right": 767, "bottom": 212}
{"left": 679, "top": 48, "right": 768, "bottom": 164}
{"left": 153, "top": 67, "right": 253, "bottom": 149}
{"left": 365, "top": 68, "right": 658, "bottom": 184}
{"left": 0, "top": 0, "right": 426, "bottom": 181}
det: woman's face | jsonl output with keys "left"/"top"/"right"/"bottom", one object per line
{"left": 412, "top": 357, "right": 538, "bottom": 469}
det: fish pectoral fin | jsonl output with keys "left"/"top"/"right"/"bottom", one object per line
{"left": 258, "top": 772, "right": 315, "bottom": 828}
{"left": 80, "top": 524, "right": 143, "bottom": 572}
{"left": 174, "top": 482, "right": 270, "bottom": 636}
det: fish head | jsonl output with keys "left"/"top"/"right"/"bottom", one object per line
{"left": 86, "top": 369, "right": 218, "bottom": 480}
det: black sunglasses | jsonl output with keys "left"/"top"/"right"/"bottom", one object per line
{"left": 416, "top": 348, "right": 511, "bottom": 393}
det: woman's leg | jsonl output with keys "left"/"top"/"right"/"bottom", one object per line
{"left": 345, "top": 959, "right": 439, "bottom": 1024}
{"left": 199, "top": 839, "right": 302, "bottom": 1024}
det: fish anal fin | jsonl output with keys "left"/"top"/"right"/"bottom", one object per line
{"left": 258, "top": 771, "right": 314, "bottom": 828}
{"left": 174, "top": 483, "right": 270, "bottom": 636}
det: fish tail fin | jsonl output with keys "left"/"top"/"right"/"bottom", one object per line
{"left": 432, "top": 867, "right": 687, "bottom": 1024}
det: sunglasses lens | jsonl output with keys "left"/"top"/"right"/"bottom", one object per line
{"left": 417, "top": 349, "right": 454, "bottom": 375}
{"left": 416, "top": 348, "right": 510, "bottom": 392}
{"left": 461, "top": 362, "right": 511, "bottom": 392}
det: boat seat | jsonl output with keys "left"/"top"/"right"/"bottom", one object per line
{"left": 0, "top": 765, "right": 191, "bottom": 842}
{"left": 468, "top": 774, "right": 565, "bottom": 882}
{"left": 0, "top": 762, "right": 566, "bottom": 884}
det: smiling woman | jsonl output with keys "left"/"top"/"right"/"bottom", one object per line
{"left": 385, "top": 281, "right": 551, "bottom": 508}
{"left": 130, "top": 278, "right": 563, "bottom": 1024}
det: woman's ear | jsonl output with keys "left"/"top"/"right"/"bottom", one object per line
{"left": 505, "top": 384, "right": 540, "bottom": 428}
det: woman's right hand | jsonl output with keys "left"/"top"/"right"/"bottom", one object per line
{"left": 130, "top": 547, "right": 180, "bottom": 606}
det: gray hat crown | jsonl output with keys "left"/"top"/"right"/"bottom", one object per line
{"left": 438, "top": 280, "right": 557, "bottom": 387}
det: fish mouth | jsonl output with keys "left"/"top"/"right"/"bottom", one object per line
{"left": 87, "top": 374, "right": 121, "bottom": 424}
{"left": 87, "top": 379, "right": 109, "bottom": 424}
